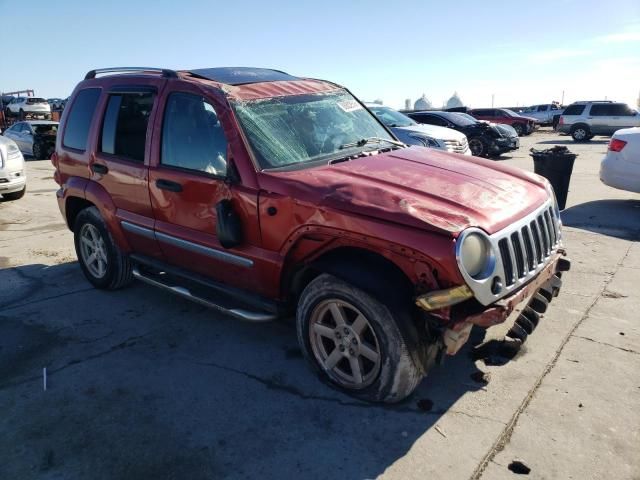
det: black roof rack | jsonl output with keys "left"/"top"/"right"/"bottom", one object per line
{"left": 187, "top": 67, "right": 299, "bottom": 85}
{"left": 85, "top": 67, "right": 178, "bottom": 80}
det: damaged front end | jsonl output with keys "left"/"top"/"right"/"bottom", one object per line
{"left": 415, "top": 197, "right": 570, "bottom": 355}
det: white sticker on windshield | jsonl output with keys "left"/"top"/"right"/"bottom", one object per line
{"left": 337, "top": 99, "right": 363, "bottom": 113}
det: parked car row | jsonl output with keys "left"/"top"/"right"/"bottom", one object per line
{"left": 520, "top": 103, "right": 564, "bottom": 126}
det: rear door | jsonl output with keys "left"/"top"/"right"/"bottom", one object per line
{"left": 90, "top": 80, "right": 164, "bottom": 257}
{"left": 588, "top": 104, "right": 615, "bottom": 134}
{"left": 147, "top": 86, "right": 261, "bottom": 292}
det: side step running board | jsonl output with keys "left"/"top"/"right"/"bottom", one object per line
{"left": 132, "top": 267, "right": 277, "bottom": 323}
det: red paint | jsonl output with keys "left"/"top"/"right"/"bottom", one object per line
{"left": 54, "top": 69, "right": 557, "bottom": 334}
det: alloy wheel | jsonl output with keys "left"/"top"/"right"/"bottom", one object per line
{"left": 308, "top": 299, "right": 382, "bottom": 389}
{"left": 79, "top": 224, "right": 108, "bottom": 278}
{"left": 573, "top": 128, "right": 587, "bottom": 140}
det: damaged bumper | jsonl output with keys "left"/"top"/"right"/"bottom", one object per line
{"left": 417, "top": 251, "right": 570, "bottom": 355}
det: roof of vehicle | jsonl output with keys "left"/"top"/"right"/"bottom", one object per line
{"left": 569, "top": 100, "right": 614, "bottom": 104}
{"left": 82, "top": 66, "right": 341, "bottom": 101}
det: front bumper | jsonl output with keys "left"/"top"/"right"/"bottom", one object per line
{"left": 0, "top": 172, "right": 26, "bottom": 194}
{"left": 417, "top": 251, "right": 570, "bottom": 355}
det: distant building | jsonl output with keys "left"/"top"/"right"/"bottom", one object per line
{"left": 446, "top": 92, "right": 463, "bottom": 109}
{"left": 405, "top": 99, "right": 412, "bottom": 110}
{"left": 372, "top": 99, "right": 384, "bottom": 105}
{"left": 414, "top": 94, "right": 432, "bottom": 110}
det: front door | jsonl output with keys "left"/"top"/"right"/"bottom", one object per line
{"left": 148, "top": 89, "right": 259, "bottom": 292}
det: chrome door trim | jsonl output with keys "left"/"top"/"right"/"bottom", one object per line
{"left": 155, "top": 231, "right": 253, "bottom": 268}
{"left": 121, "top": 220, "right": 156, "bottom": 240}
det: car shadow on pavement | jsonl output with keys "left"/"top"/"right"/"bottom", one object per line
{"left": 561, "top": 199, "right": 640, "bottom": 240}
{"left": 536, "top": 139, "right": 609, "bottom": 145}
{"left": 0, "top": 261, "right": 505, "bottom": 480}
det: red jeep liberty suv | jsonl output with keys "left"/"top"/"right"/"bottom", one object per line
{"left": 52, "top": 67, "right": 570, "bottom": 403}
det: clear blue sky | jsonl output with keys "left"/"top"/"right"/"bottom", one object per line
{"left": 2, "top": 0, "right": 639, "bottom": 109}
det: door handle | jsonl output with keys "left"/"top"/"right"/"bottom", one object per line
{"left": 91, "top": 163, "right": 108, "bottom": 174}
{"left": 155, "top": 179, "right": 183, "bottom": 192}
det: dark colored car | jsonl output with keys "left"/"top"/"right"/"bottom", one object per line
{"left": 52, "top": 66, "right": 569, "bottom": 403}
{"left": 407, "top": 111, "right": 519, "bottom": 158}
{"left": 470, "top": 108, "right": 536, "bottom": 136}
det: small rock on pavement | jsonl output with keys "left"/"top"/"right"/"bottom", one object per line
{"left": 508, "top": 460, "right": 531, "bottom": 475}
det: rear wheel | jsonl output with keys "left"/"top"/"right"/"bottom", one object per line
{"left": 571, "top": 125, "right": 591, "bottom": 142}
{"left": 73, "top": 206, "right": 133, "bottom": 290}
{"left": 2, "top": 187, "right": 26, "bottom": 201}
{"left": 297, "top": 274, "right": 423, "bottom": 403}
{"left": 468, "top": 137, "right": 487, "bottom": 157}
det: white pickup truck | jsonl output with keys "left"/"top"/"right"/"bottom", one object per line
{"left": 521, "top": 104, "right": 564, "bottom": 126}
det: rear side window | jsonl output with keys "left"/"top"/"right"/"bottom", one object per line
{"left": 63, "top": 88, "right": 101, "bottom": 151}
{"left": 609, "top": 103, "right": 635, "bottom": 116}
{"left": 589, "top": 104, "right": 613, "bottom": 116}
{"left": 562, "top": 104, "right": 585, "bottom": 116}
{"left": 101, "top": 92, "right": 155, "bottom": 162}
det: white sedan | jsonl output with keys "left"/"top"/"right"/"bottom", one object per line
{"left": 600, "top": 127, "right": 640, "bottom": 194}
{"left": 0, "top": 136, "right": 27, "bottom": 200}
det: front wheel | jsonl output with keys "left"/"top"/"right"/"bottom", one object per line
{"left": 32, "top": 142, "right": 42, "bottom": 160}
{"left": 296, "top": 274, "right": 423, "bottom": 403}
{"left": 468, "top": 137, "right": 488, "bottom": 157}
{"left": 73, "top": 206, "right": 133, "bottom": 290}
{"left": 513, "top": 123, "right": 524, "bottom": 136}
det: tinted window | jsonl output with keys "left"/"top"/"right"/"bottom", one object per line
{"left": 538, "top": 105, "right": 548, "bottom": 111}
{"left": 563, "top": 104, "right": 585, "bottom": 115}
{"left": 63, "top": 88, "right": 101, "bottom": 151}
{"left": 418, "top": 114, "right": 448, "bottom": 127}
{"left": 589, "top": 104, "right": 613, "bottom": 116}
{"left": 101, "top": 92, "right": 154, "bottom": 162}
{"left": 474, "top": 109, "right": 494, "bottom": 116}
{"left": 609, "top": 103, "right": 635, "bottom": 116}
{"left": 161, "top": 92, "right": 228, "bottom": 176}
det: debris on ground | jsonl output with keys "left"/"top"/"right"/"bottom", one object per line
{"left": 579, "top": 403, "right": 583, "bottom": 408}
{"left": 508, "top": 460, "right": 531, "bottom": 475}
{"left": 417, "top": 398, "right": 434, "bottom": 411}
{"left": 434, "top": 425, "right": 447, "bottom": 438}
{"left": 602, "top": 290, "right": 627, "bottom": 299}
{"left": 470, "top": 371, "right": 491, "bottom": 385}
{"left": 619, "top": 332, "right": 625, "bottom": 336}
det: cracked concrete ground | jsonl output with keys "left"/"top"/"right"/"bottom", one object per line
{"left": 1, "top": 129, "right": 638, "bottom": 479}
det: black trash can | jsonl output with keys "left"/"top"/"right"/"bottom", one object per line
{"left": 530, "top": 146, "right": 577, "bottom": 210}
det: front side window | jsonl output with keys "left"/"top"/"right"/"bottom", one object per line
{"left": 538, "top": 105, "right": 548, "bottom": 112}
{"left": 233, "top": 90, "right": 395, "bottom": 170}
{"left": 418, "top": 114, "right": 447, "bottom": 127}
{"left": 101, "top": 92, "right": 154, "bottom": 162}
{"left": 369, "top": 106, "right": 415, "bottom": 128}
{"left": 63, "top": 88, "right": 101, "bottom": 151}
{"left": 161, "top": 92, "right": 228, "bottom": 176}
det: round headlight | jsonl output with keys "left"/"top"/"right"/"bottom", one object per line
{"left": 460, "top": 232, "right": 491, "bottom": 278}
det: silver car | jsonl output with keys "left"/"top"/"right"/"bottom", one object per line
{"left": 2, "top": 121, "right": 59, "bottom": 159}
{"left": 558, "top": 101, "right": 640, "bottom": 142}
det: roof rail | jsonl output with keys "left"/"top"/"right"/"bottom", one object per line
{"left": 84, "top": 67, "right": 178, "bottom": 80}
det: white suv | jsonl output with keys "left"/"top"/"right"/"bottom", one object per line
{"left": 5, "top": 97, "right": 51, "bottom": 120}
{"left": 0, "top": 136, "right": 27, "bottom": 200}
{"left": 558, "top": 101, "right": 640, "bottom": 142}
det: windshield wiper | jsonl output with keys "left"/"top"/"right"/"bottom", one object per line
{"left": 339, "top": 137, "right": 405, "bottom": 150}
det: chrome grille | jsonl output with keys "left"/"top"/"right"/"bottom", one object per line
{"left": 444, "top": 137, "right": 469, "bottom": 154}
{"left": 499, "top": 206, "right": 560, "bottom": 286}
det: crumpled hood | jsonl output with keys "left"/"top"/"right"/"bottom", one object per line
{"left": 394, "top": 123, "right": 466, "bottom": 142}
{"left": 260, "top": 146, "right": 549, "bottom": 236}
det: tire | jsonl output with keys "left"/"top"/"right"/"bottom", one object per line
{"left": 513, "top": 123, "right": 524, "bottom": 136}
{"left": 296, "top": 273, "right": 423, "bottom": 403}
{"left": 2, "top": 187, "right": 26, "bottom": 201}
{"left": 571, "top": 125, "right": 591, "bottom": 142}
{"left": 73, "top": 206, "right": 133, "bottom": 290}
{"left": 507, "top": 322, "right": 528, "bottom": 342}
{"left": 4, "top": 108, "right": 11, "bottom": 118}
{"left": 32, "top": 142, "right": 42, "bottom": 160}
{"left": 468, "top": 137, "right": 487, "bottom": 157}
